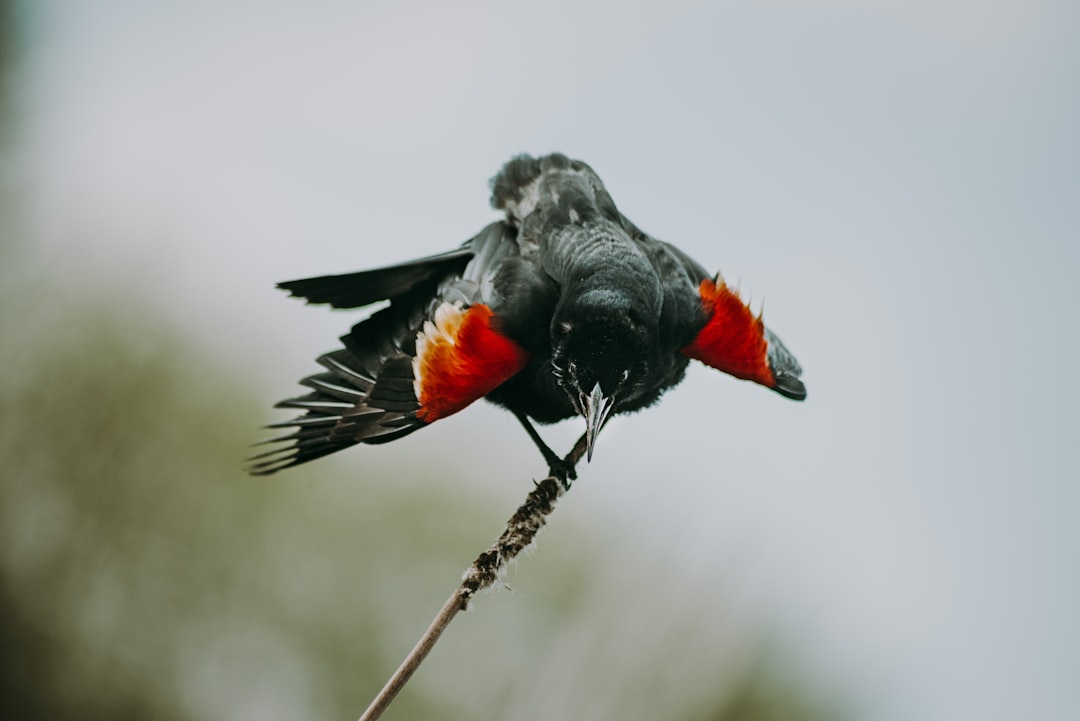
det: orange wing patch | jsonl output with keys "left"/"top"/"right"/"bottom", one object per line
{"left": 680, "top": 277, "right": 775, "bottom": 388}
{"left": 413, "top": 303, "right": 530, "bottom": 422}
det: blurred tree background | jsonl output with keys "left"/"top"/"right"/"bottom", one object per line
{"left": 4, "top": 0, "right": 1078, "bottom": 717}
{"left": 0, "top": 254, "right": 842, "bottom": 721}
{"left": 0, "top": 2, "right": 841, "bottom": 718}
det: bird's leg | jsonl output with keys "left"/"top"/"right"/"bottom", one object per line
{"left": 513, "top": 411, "right": 578, "bottom": 488}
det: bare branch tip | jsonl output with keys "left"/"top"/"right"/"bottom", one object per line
{"left": 357, "top": 439, "right": 586, "bottom": 721}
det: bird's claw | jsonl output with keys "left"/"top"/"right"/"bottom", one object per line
{"left": 547, "top": 456, "right": 577, "bottom": 490}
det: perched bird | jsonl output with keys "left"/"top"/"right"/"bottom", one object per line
{"left": 249, "top": 153, "right": 805, "bottom": 484}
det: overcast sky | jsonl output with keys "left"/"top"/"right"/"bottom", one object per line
{"left": 8, "top": 2, "right": 1080, "bottom": 720}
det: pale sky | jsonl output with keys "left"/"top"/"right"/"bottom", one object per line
{"left": 8, "top": 2, "right": 1080, "bottom": 720}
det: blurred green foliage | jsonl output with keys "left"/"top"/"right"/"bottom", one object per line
{"left": 0, "top": 273, "right": 843, "bottom": 719}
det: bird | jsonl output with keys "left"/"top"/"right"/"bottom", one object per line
{"left": 248, "top": 153, "right": 805, "bottom": 485}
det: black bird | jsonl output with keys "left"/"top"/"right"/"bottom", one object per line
{"left": 249, "top": 153, "right": 805, "bottom": 484}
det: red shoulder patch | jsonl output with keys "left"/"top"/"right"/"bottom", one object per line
{"left": 680, "top": 278, "right": 775, "bottom": 388}
{"left": 413, "top": 303, "right": 530, "bottom": 423}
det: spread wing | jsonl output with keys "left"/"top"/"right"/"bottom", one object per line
{"left": 680, "top": 276, "right": 806, "bottom": 400}
{"left": 277, "top": 247, "right": 474, "bottom": 309}
{"left": 622, "top": 214, "right": 806, "bottom": 400}
{"left": 248, "top": 223, "right": 530, "bottom": 475}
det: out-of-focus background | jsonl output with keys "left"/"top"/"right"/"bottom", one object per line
{"left": 2, "top": 1, "right": 1077, "bottom": 720}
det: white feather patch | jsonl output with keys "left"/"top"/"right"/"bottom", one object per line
{"left": 413, "top": 301, "right": 467, "bottom": 400}
{"left": 504, "top": 179, "right": 541, "bottom": 221}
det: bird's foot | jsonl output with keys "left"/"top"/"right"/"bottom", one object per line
{"left": 546, "top": 454, "right": 578, "bottom": 490}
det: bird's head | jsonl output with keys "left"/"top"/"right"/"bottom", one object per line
{"left": 551, "top": 302, "right": 651, "bottom": 461}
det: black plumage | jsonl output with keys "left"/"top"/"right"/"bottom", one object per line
{"left": 250, "top": 153, "right": 805, "bottom": 480}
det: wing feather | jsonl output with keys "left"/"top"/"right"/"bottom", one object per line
{"left": 249, "top": 222, "right": 530, "bottom": 475}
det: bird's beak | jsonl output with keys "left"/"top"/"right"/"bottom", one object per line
{"left": 584, "top": 382, "right": 616, "bottom": 462}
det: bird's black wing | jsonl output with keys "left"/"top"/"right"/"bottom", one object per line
{"left": 278, "top": 247, "right": 475, "bottom": 309}
{"left": 622, "top": 214, "right": 807, "bottom": 400}
{"left": 247, "top": 287, "right": 435, "bottom": 474}
{"left": 620, "top": 215, "right": 710, "bottom": 284}
{"left": 249, "top": 222, "right": 528, "bottom": 474}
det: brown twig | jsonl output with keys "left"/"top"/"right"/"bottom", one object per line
{"left": 357, "top": 434, "right": 589, "bottom": 721}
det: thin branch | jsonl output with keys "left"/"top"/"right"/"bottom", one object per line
{"left": 357, "top": 434, "right": 589, "bottom": 721}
